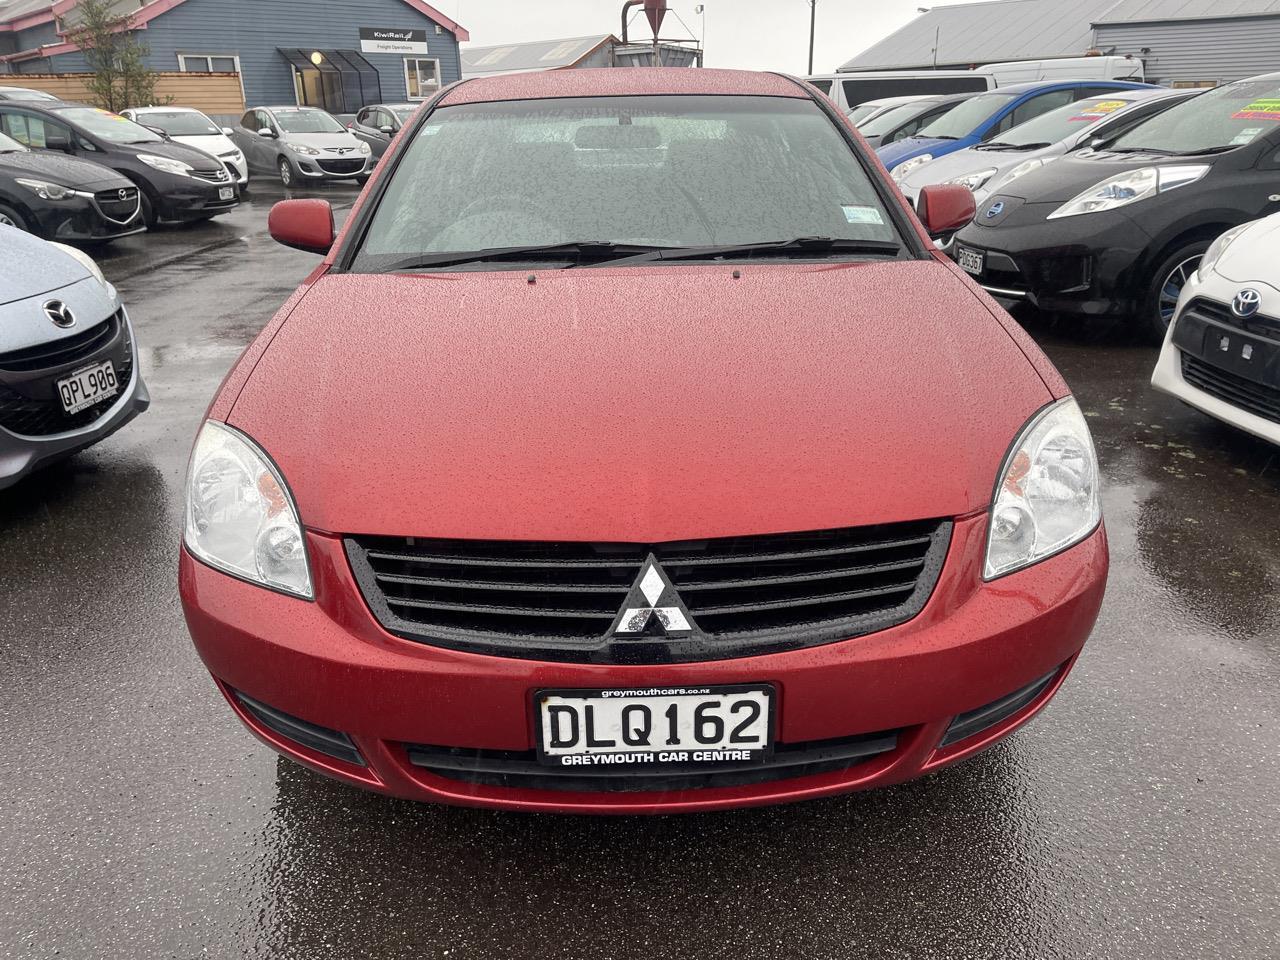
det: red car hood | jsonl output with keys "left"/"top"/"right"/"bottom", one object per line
{"left": 229, "top": 260, "right": 1052, "bottom": 542}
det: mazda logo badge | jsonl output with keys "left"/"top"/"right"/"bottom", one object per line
{"left": 119, "top": 188, "right": 129, "bottom": 201}
{"left": 43, "top": 299, "right": 76, "bottom": 328}
{"left": 1231, "top": 288, "right": 1262, "bottom": 319}
{"left": 984, "top": 201, "right": 1004, "bottom": 219}
{"left": 610, "top": 559, "right": 695, "bottom": 637}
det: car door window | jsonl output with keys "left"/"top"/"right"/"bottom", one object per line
{"left": 376, "top": 109, "right": 395, "bottom": 130}
{"left": 355, "top": 108, "right": 370, "bottom": 127}
{"left": 240, "top": 111, "right": 257, "bottom": 130}
{"left": 892, "top": 105, "right": 951, "bottom": 142}
{"left": 0, "top": 111, "right": 72, "bottom": 150}
{"left": 985, "top": 90, "right": 1075, "bottom": 138}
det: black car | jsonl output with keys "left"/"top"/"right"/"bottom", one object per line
{"left": 0, "top": 101, "right": 239, "bottom": 226}
{"left": 0, "top": 129, "right": 144, "bottom": 242}
{"left": 953, "top": 73, "right": 1280, "bottom": 339}
{"left": 857, "top": 93, "right": 977, "bottom": 148}
{"left": 348, "top": 103, "right": 418, "bottom": 159}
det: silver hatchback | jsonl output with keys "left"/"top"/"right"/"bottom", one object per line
{"left": 0, "top": 225, "right": 149, "bottom": 490}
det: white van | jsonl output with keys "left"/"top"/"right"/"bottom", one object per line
{"left": 806, "top": 71, "right": 994, "bottom": 111}
{"left": 812, "top": 56, "right": 1146, "bottom": 110}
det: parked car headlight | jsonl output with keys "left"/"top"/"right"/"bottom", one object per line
{"left": 358, "top": 141, "right": 372, "bottom": 155}
{"left": 1196, "top": 223, "right": 1251, "bottom": 281}
{"left": 1047, "top": 165, "right": 1209, "bottom": 220}
{"left": 138, "top": 154, "right": 194, "bottom": 177}
{"left": 1003, "top": 156, "right": 1050, "bottom": 184}
{"left": 890, "top": 154, "right": 933, "bottom": 182}
{"left": 985, "top": 397, "right": 1101, "bottom": 580}
{"left": 944, "top": 167, "right": 998, "bottom": 191}
{"left": 289, "top": 143, "right": 322, "bottom": 156}
{"left": 184, "top": 421, "right": 313, "bottom": 599}
{"left": 14, "top": 177, "right": 79, "bottom": 201}
{"left": 49, "top": 242, "right": 107, "bottom": 287}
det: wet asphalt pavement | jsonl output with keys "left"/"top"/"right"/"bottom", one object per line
{"left": 1, "top": 182, "right": 1278, "bottom": 960}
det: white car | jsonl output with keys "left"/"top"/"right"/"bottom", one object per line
{"left": 1152, "top": 215, "right": 1280, "bottom": 447}
{"left": 897, "top": 89, "right": 1194, "bottom": 210}
{"left": 122, "top": 106, "right": 249, "bottom": 187}
{"left": 846, "top": 95, "right": 928, "bottom": 127}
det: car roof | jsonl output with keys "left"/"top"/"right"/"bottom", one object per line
{"left": 129, "top": 105, "right": 203, "bottom": 113}
{"left": 858, "top": 94, "right": 930, "bottom": 108}
{"left": 441, "top": 67, "right": 808, "bottom": 107}
{"left": 991, "top": 79, "right": 1149, "bottom": 95}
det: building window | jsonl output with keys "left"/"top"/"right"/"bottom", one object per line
{"left": 178, "top": 54, "right": 241, "bottom": 74}
{"left": 404, "top": 58, "right": 440, "bottom": 100}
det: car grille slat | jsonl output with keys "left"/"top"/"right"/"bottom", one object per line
{"left": 0, "top": 313, "right": 118, "bottom": 372}
{"left": 1182, "top": 354, "right": 1280, "bottom": 424}
{"left": 346, "top": 520, "right": 951, "bottom": 663}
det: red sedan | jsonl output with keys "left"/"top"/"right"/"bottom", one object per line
{"left": 179, "top": 69, "right": 1107, "bottom": 814}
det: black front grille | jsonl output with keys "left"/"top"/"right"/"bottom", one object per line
{"left": 0, "top": 312, "right": 118, "bottom": 372}
{"left": 318, "top": 159, "right": 364, "bottom": 175}
{"left": 0, "top": 313, "right": 133, "bottom": 437}
{"left": 192, "top": 165, "right": 230, "bottom": 183}
{"left": 1184, "top": 297, "right": 1280, "bottom": 339}
{"left": 1181, "top": 353, "right": 1280, "bottom": 425}
{"left": 406, "top": 728, "right": 900, "bottom": 792}
{"left": 346, "top": 520, "right": 951, "bottom": 663}
{"left": 93, "top": 187, "right": 139, "bottom": 224}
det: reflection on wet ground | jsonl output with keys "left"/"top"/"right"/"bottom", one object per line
{"left": 0, "top": 193, "right": 1276, "bottom": 959}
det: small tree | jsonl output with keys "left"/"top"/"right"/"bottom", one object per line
{"left": 64, "top": 0, "right": 161, "bottom": 111}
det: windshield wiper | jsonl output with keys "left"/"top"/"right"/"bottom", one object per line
{"left": 375, "top": 241, "right": 670, "bottom": 271}
{"left": 1169, "top": 144, "right": 1239, "bottom": 156}
{"left": 975, "top": 141, "right": 1051, "bottom": 151}
{"left": 1106, "top": 146, "right": 1179, "bottom": 155}
{"left": 925, "top": 135, "right": 960, "bottom": 141}
{"left": 596, "top": 236, "right": 902, "bottom": 267}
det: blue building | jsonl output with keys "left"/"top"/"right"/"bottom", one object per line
{"left": 0, "top": 0, "right": 468, "bottom": 113}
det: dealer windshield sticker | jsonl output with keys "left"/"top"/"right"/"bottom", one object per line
{"left": 842, "top": 204, "right": 884, "bottom": 225}
{"left": 1232, "top": 99, "right": 1280, "bottom": 121}
{"left": 419, "top": 124, "right": 443, "bottom": 137}
{"left": 1072, "top": 100, "right": 1128, "bottom": 120}
{"left": 1231, "top": 127, "right": 1264, "bottom": 145}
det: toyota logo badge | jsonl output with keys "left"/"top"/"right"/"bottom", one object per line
{"left": 43, "top": 299, "right": 76, "bottom": 328}
{"left": 1231, "top": 288, "right": 1262, "bottom": 319}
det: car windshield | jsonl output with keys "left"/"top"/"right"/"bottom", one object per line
{"left": 351, "top": 94, "right": 902, "bottom": 271}
{"left": 0, "top": 131, "right": 26, "bottom": 152}
{"left": 918, "top": 92, "right": 1016, "bottom": 139}
{"left": 846, "top": 104, "right": 880, "bottom": 125}
{"left": 273, "top": 108, "right": 345, "bottom": 134}
{"left": 59, "top": 107, "right": 162, "bottom": 143}
{"left": 859, "top": 101, "right": 936, "bottom": 136}
{"left": 137, "top": 110, "right": 221, "bottom": 136}
{"left": 1110, "top": 78, "right": 1280, "bottom": 153}
{"left": 390, "top": 106, "right": 417, "bottom": 122}
{"left": 986, "top": 96, "right": 1140, "bottom": 147}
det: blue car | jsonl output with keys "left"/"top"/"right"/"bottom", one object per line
{"left": 878, "top": 80, "right": 1154, "bottom": 183}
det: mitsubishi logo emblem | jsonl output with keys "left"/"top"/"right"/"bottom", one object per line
{"left": 612, "top": 558, "right": 695, "bottom": 636}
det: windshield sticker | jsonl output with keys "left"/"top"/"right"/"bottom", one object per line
{"left": 1231, "top": 126, "right": 1264, "bottom": 145}
{"left": 419, "top": 124, "right": 442, "bottom": 137}
{"left": 842, "top": 205, "right": 883, "bottom": 225}
{"left": 1071, "top": 100, "right": 1128, "bottom": 121}
{"left": 1232, "top": 99, "right": 1280, "bottom": 121}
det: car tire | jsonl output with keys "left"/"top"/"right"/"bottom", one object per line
{"left": 1142, "top": 240, "right": 1209, "bottom": 342}
{"left": 0, "top": 203, "right": 30, "bottom": 232}
{"left": 139, "top": 191, "right": 158, "bottom": 228}
{"left": 278, "top": 158, "right": 294, "bottom": 187}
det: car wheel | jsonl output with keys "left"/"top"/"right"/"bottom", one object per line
{"left": 278, "top": 158, "right": 294, "bottom": 187}
{"left": 1143, "top": 240, "right": 1209, "bottom": 342}
{"left": 0, "top": 203, "right": 30, "bottom": 232}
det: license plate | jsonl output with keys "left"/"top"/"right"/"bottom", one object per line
{"left": 536, "top": 684, "right": 774, "bottom": 767}
{"left": 957, "top": 245, "right": 984, "bottom": 276}
{"left": 57, "top": 359, "right": 118, "bottom": 414}
{"left": 219, "top": 186, "right": 235, "bottom": 201}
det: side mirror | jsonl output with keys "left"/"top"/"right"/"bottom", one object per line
{"left": 222, "top": 126, "right": 234, "bottom": 136}
{"left": 258, "top": 127, "right": 277, "bottom": 138}
{"left": 379, "top": 125, "right": 395, "bottom": 135}
{"left": 916, "top": 184, "right": 977, "bottom": 237}
{"left": 269, "top": 199, "right": 335, "bottom": 255}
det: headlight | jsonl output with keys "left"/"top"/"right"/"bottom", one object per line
{"left": 1003, "top": 156, "right": 1050, "bottom": 184}
{"left": 890, "top": 154, "right": 933, "bottom": 182}
{"left": 1196, "top": 223, "right": 1250, "bottom": 281}
{"left": 49, "top": 242, "right": 107, "bottom": 287}
{"left": 289, "top": 143, "right": 322, "bottom": 156}
{"left": 1047, "top": 165, "right": 1209, "bottom": 220}
{"left": 985, "top": 397, "right": 1101, "bottom": 580}
{"left": 944, "top": 167, "right": 997, "bottom": 191}
{"left": 15, "top": 177, "right": 80, "bottom": 201}
{"left": 139, "top": 154, "right": 194, "bottom": 177}
{"left": 358, "top": 141, "right": 371, "bottom": 155}
{"left": 184, "top": 421, "right": 313, "bottom": 599}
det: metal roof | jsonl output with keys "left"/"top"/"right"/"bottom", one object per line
{"left": 841, "top": 0, "right": 1126, "bottom": 71}
{"left": 1094, "top": 0, "right": 1280, "bottom": 22}
{"left": 461, "top": 35, "right": 614, "bottom": 78}
{"left": 0, "top": 0, "right": 53, "bottom": 25}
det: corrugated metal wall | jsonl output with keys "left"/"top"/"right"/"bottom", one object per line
{"left": 13, "top": 0, "right": 461, "bottom": 106}
{"left": 1095, "top": 16, "right": 1280, "bottom": 84}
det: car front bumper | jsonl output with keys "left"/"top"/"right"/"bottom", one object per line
{"left": 180, "top": 514, "right": 1108, "bottom": 814}
{"left": 290, "top": 155, "right": 371, "bottom": 180}
{"left": 952, "top": 205, "right": 1151, "bottom": 317}
{"left": 153, "top": 173, "right": 240, "bottom": 221}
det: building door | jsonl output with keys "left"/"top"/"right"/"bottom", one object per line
{"left": 280, "top": 49, "right": 383, "bottom": 114}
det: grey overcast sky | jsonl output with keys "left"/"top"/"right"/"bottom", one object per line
{"left": 448, "top": 0, "right": 973, "bottom": 74}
